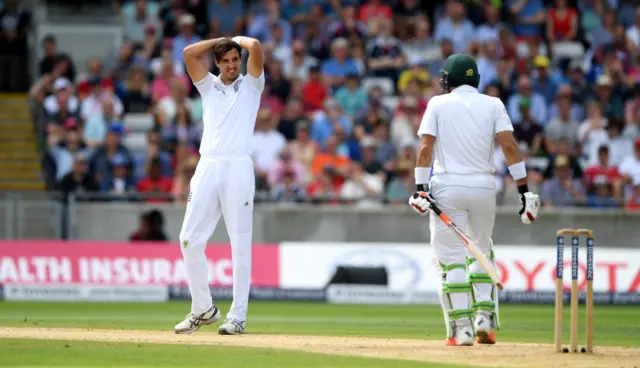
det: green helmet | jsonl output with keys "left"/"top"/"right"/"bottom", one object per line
{"left": 439, "top": 53, "right": 480, "bottom": 92}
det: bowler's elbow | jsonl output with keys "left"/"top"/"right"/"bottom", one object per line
{"left": 247, "top": 38, "right": 261, "bottom": 53}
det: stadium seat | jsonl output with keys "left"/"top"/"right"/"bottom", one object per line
{"left": 362, "top": 77, "right": 394, "bottom": 96}
{"left": 552, "top": 42, "right": 585, "bottom": 60}
{"left": 124, "top": 113, "right": 154, "bottom": 133}
{"left": 123, "top": 132, "right": 148, "bottom": 152}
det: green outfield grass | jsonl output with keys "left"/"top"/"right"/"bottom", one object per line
{"left": 0, "top": 301, "right": 638, "bottom": 367}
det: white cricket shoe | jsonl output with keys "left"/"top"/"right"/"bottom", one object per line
{"left": 474, "top": 314, "right": 496, "bottom": 344}
{"left": 218, "top": 318, "right": 246, "bottom": 335}
{"left": 174, "top": 306, "right": 221, "bottom": 334}
{"left": 454, "top": 326, "right": 475, "bottom": 346}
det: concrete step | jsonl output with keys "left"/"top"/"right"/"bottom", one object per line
{"left": 0, "top": 140, "right": 37, "bottom": 151}
{"left": 0, "top": 151, "right": 39, "bottom": 160}
{"left": 0, "top": 181, "right": 45, "bottom": 191}
{"left": 0, "top": 171, "right": 41, "bottom": 180}
{"left": 0, "top": 160, "right": 40, "bottom": 171}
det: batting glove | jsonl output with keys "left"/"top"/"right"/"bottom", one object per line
{"left": 519, "top": 189, "right": 540, "bottom": 224}
{"left": 409, "top": 184, "right": 436, "bottom": 216}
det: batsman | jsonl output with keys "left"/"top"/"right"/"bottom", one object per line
{"left": 408, "top": 54, "right": 540, "bottom": 346}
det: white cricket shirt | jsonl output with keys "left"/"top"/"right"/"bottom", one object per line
{"left": 417, "top": 85, "right": 514, "bottom": 189}
{"left": 194, "top": 71, "right": 265, "bottom": 157}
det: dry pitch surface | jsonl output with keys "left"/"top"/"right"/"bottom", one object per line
{"left": 1, "top": 327, "right": 639, "bottom": 368}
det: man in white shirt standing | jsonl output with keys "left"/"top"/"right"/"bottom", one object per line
{"left": 408, "top": 54, "right": 540, "bottom": 346}
{"left": 173, "top": 35, "right": 264, "bottom": 336}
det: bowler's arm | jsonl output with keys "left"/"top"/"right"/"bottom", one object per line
{"left": 414, "top": 100, "right": 437, "bottom": 189}
{"left": 232, "top": 36, "right": 263, "bottom": 78}
{"left": 183, "top": 38, "right": 226, "bottom": 82}
{"left": 495, "top": 103, "right": 529, "bottom": 190}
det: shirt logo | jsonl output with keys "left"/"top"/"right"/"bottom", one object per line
{"left": 466, "top": 69, "right": 474, "bottom": 77}
{"left": 234, "top": 79, "right": 242, "bottom": 92}
{"left": 213, "top": 82, "right": 226, "bottom": 96}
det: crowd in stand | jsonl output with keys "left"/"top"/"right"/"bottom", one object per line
{"left": 14, "top": 0, "right": 640, "bottom": 209}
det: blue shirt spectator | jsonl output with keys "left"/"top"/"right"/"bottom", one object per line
{"left": 208, "top": 0, "right": 244, "bottom": 36}
{"left": 532, "top": 56, "right": 559, "bottom": 106}
{"left": 434, "top": 2, "right": 475, "bottom": 53}
{"left": 172, "top": 14, "right": 201, "bottom": 64}
{"left": 507, "top": 0, "right": 544, "bottom": 38}
{"left": 321, "top": 38, "right": 360, "bottom": 91}
{"left": 334, "top": 74, "right": 368, "bottom": 118}
{"left": 311, "top": 99, "right": 353, "bottom": 147}
{"left": 121, "top": 0, "right": 160, "bottom": 43}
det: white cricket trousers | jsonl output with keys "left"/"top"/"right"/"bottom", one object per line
{"left": 179, "top": 154, "right": 255, "bottom": 321}
{"left": 429, "top": 181, "right": 497, "bottom": 324}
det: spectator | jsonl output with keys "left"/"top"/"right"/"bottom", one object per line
{"left": 266, "top": 60, "right": 291, "bottom": 104}
{"left": 121, "top": 0, "right": 160, "bottom": 45}
{"left": 586, "top": 175, "right": 619, "bottom": 208}
{"left": 549, "top": 84, "right": 584, "bottom": 124}
{"left": 578, "top": 101, "right": 609, "bottom": 165}
{"left": 84, "top": 97, "right": 118, "bottom": 148}
{"left": 321, "top": 37, "right": 360, "bottom": 91}
{"left": 507, "top": 0, "right": 545, "bottom": 40}
{"left": 150, "top": 55, "right": 190, "bottom": 103}
{"left": 541, "top": 154, "right": 586, "bottom": 207}
{"left": 129, "top": 209, "right": 168, "bottom": 241}
{"left": 282, "top": 0, "right": 312, "bottom": 38}
{"left": 589, "top": 8, "right": 617, "bottom": 50}
{"left": 385, "top": 161, "right": 414, "bottom": 205}
{"left": 584, "top": 145, "right": 622, "bottom": 198}
{"left": 513, "top": 98, "right": 544, "bottom": 156}
{"left": 544, "top": 138, "right": 584, "bottom": 180}
{"left": 397, "top": 59, "right": 430, "bottom": 95}
{"left": 391, "top": 96, "right": 422, "bottom": 149}
{"left": 81, "top": 77, "right": 124, "bottom": 123}
{"left": 624, "top": 83, "right": 640, "bottom": 138}
{"left": 589, "top": 74, "right": 624, "bottom": 121}
{"left": 605, "top": 122, "right": 634, "bottom": 167}
{"left": 372, "top": 123, "right": 396, "bottom": 167}
{"left": 158, "top": 0, "right": 187, "bottom": 39}
{"left": 329, "top": 5, "right": 367, "bottom": 47}
{"left": 427, "top": 39, "right": 455, "bottom": 77}
{"left": 140, "top": 24, "right": 162, "bottom": 62}
{"left": 56, "top": 152, "right": 99, "bottom": 198}
{"left": 311, "top": 98, "right": 353, "bottom": 147}
{"left": 134, "top": 131, "right": 172, "bottom": 181}
{"left": 172, "top": 14, "right": 201, "bottom": 64}
{"left": 282, "top": 39, "right": 318, "bottom": 82}
{"left": 156, "top": 77, "right": 194, "bottom": 126}
{"left": 359, "top": 135, "right": 384, "bottom": 173}
{"left": 44, "top": 78, "right": 80, "bottom": 123}
{"left": 84, "top": 58, "right": 103, "bottom": 83}
{"left": 434, "top": 1, "right": 475, "bottom": 53}
{"left": 106, "top": 42, "right": 145, "bottom": 82}
{"left": 310, "top": 134, "right": 351, "bottom": 179}
{"left": 335, "top": 73, "right": 368, "bottom": 118}
{"left": 101, "top": 153, "right": 136, "bottom": 196}
{"left": 340, "top": 161, "right": 384, "bottom": 207}
{"left": 121, "top": 65, "right": 152, "bottom": 113}
{"left": 270, "top": 169, "right": 306, "bottom": 202}
{"left": 619, "top": 138, "right": 640, "bottom": 196}
{"left": 267, "top": 148, "right": 307, "bottom": 189}
{"left": 0, "top": 0, "right": 31, "bottom": 92}
{"left": 89, "top": 124, "right": 135, "bottom": 187}
{"left": 507, "top": 74, "right": 548, "bottom": 125}
{"left": 546, "top": 0, "right": 578, "bottom": 44}
{"left": 288, "top": 120, "right": 318, "bottom": 181}
{"left": 247, "top": 0, "right": 292, "bottom": 44}
{"left": 532, "top": 55, "right": 559, "bottom": 105}
{"left": 136, "top": 157, "right": 174, "bottom": 202}
{"left": 269, "top": 24, "right": 292, "bottom": 64}
{"left": 567, "top": 60, "right": 590, "bottom": 105}
{"left": 475, "top": 3, "right": 504, "bottom": 44}
{"left": 306, "top": 166, "right": 342, "bottom": 204}
{"left": 358, "top": 0, "right": 392, "bottom": 25}
{"left": 38, "top": 34, "right": 76, "bottom": 82}
{"left": 252, "top": 108, "right": 287, "bottom": 183}
{"left": 476, "top": 40, "right": 500, "bottom": 93}
{"left": 627, "top": 8, "right": 640, "bottom": 50}
{"left": 45, "top": 126, "right": 88, "bottom": 183}
{"left": 402, "top": 19, "right": 437, "bottom": 68}
{"left": 278, "top": 98, "right": 306, "bottom": 141}
{"left": 544, "top": 91, "right": 580, "bottom": 155}
{"left": 161, "top": 103, "right": 201, "bottom": 153}
{"left": 208, "top": 0, "right": 244, "bottom": 37}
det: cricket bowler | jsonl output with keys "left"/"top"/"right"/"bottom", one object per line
{"left": 408, "top": 53, "right": 540, "bottom": 346}
{"left": 174, "top": 35, "right": 264, "bottom": 335}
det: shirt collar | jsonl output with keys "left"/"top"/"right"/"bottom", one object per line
{"left": 451, "top": 85, "right": 479, "bottom": 94}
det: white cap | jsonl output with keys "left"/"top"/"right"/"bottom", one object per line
{"left": 54, "top": 78, "right": 70, "bottom": 91}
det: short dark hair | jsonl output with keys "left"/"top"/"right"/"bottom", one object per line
{"left": 598, "top": 145, "right": 609, "bottom": 155}
{"left": 213, "top": 39, "right": 242, "bottom": 62}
